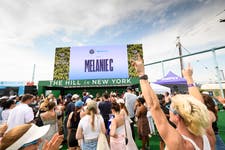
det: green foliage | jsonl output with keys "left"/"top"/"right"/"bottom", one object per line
{"left": 53, "top": 47, "right": 70, "bottom": 80}
{"left": 214, "top": 90, "right": 220, "bottom": 96}
{"left": 127, "top": 44, "right": 143, "bottom": 77}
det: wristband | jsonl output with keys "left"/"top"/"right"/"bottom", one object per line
{"left": 139, "top": 74, "right": 148, "bottom": 80}
{"left": 187, "top": 83, "right": 196, "bottom": 87}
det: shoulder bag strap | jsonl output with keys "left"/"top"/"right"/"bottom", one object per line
{"left": 124, "top": 115, "right": 127, "bottom": 137}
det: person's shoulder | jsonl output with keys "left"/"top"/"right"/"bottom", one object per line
{"left": 69, "top": 111, "right": 74, "bottom": 117}
{"left": 123, "top": 92, "right": 128, "bottom": 96}
{"left": 98, "top": 101, "right": 104, "bottom": 106}
{"left": 68, "top": 101, "right": 75, "bottom": 106}
{"left": 96, "top": 114, "right": 104, "bottom": 120}
{"left": 40, "top": 111, "right": 53, "bottom": 120}
{"left": 106, "top": 101, "right": 112, "bottom": 105}
{"left": 120, "top": 109, "right": 126, "bottom": 115}
{"left": 114, "top": 116, "right": 124, "bottom": 126}
{"left": 79, "top": 115, "right": 87, "bottom": 123}
{"left": 132, "top": 93, "right": 138, "bottom": 97}
{"left": 81, "top": 115, "right": 89, "bottom": 120}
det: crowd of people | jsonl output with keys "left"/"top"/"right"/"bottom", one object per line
{"left": 0, "top": 56, "right": 224, "bottom": 150}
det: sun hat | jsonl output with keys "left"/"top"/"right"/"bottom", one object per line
{"left": 0, "top": 96, "right": 9, "bottom": 100}
{"left": 6, "top": 124, "right": 50, "bottom": 150}
{"left": 89, "top": 95, "right": 93, "bottom": 99}
{"left": 72, "top": 94, "right": 79, "bottom": 99}
{"left": 9, "top": 95, "right": 16, "bottom": 100}
{"left": 110, "top": 92, "right": 117, "bottom": 97}
{"left": 116, "top": 98, "right": 125, "bottom": 104}
{"left": 75, "top": 100, "right": 84, "bottom": 107}
{"left": 202, "top": 91, "right": 209, "bottom": 95}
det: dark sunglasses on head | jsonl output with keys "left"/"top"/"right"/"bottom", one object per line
{"left": 19, "top": 139, "right": 39, "bottom": 149}
{"left": 165, "top": 105, "right": 179, "bottom": 115}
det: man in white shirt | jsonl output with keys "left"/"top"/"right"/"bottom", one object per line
{"left": 123, "top": 86, "right": 137, "bottom": 140}
{"left": 7, "top": 94, "right": 34, "bottom": 131}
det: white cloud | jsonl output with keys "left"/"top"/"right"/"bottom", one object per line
{"left": 0, "top": 0, "right": 224, "bottom": 84}
{"left": 0, "top": 44, "right": 54, "bottom": 82}
{"left": 140, "top": 1, "right": 225, "bottom": 82}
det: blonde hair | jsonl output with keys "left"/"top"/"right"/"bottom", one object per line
{"left": 0, "top": 124, "right": 32, "bottom": 150}
{"left": 171, "top": 94, "right": 209, "bottom": 136}
{"left": 39, "top": 98, "right": 49, "bottom": 111}
{"left": 86, "top": 101, "right": 97, "bottom": 131}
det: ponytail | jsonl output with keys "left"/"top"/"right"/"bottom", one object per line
{"left": 90, "top": 110, "right": 95, "bottom": 131}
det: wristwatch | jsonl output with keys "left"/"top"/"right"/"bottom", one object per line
{"left": 139, "top": 74, "right": 148, "bottom": 80}
{"left": 187, "top": 83, "right": 196, "bottom": 87}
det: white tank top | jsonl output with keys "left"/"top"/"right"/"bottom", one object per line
{"left": 164, "top": 134, "right": 211, "bottom": 150}
{"left": 181, "top": 134, "right": 211, "bottom": 150}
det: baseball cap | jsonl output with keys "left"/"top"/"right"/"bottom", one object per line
{"left": 75, "top": 100, "right": 84, "bottom": 107}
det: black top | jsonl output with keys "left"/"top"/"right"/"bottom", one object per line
{"left": 70, "top": 111, "right": 81, "bottom": 129}
{"left": 98, "top": 100, "right": 112, "bottom": 118}
{"left": 212, "top": 121, "right": 219, "bottom": 134}
{"left": 65, "top": 101, "right": 75, "bottom": 116}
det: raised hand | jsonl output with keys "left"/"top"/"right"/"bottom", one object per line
{"left": 131, "top": 53, "right": 145, "bottom": 76}
{"left": 0, "top": 123, "right": 7, "bottom": 137}
{"left": 182, "top": 63, "right": 193, "bottom": 79}
{"left": 42, "top": 133, "right": 63, "bottom": 150}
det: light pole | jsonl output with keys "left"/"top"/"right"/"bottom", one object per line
{"left": 176, "top": 36, "right": 184, "bottom": 77}
{"left": 32, "top": 64, "right": 36, "bottom": 83}
{"left": 220, "top": 70, "right": 225, "bottom": 80}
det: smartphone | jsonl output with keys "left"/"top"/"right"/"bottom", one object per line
{"left": 58, "top": 130, "right": 63, "bottom": 135}
{"left": 131, "top": 50, "right": 138, "bottom": 61}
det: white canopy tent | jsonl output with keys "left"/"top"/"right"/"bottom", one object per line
{"left": 151, "top": 83, "right": 171, "bottom": 94}
{"left": 201, "top": 83, "right": 225, "bottom": 90}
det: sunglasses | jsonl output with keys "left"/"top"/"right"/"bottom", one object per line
{"left": 165, "top": 105, "right": 179, "bottom": 116}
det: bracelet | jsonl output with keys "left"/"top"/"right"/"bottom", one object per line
{"left": 139, "top": 74, "right": 148, "bottom": 80}
{"left": 187, "top": 83, "right": 196, "bottom": 87}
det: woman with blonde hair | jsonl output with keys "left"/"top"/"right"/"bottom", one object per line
{"left": 39, "top": 101, "right": 58, "bottom": 148}
{"left": 0, "top": 123, "right": 63, "bottom": 150}
{"left": 39, "top": 94, "right": 54, "bottom": 112}
{"left": 76, "top": 100, "right": 106, "bottom": 150}
{"left": 132, "top": 55, "right": 215, "bottom": 150}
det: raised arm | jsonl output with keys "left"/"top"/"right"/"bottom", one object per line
{"left": 183, "top": 63, "right": 215, "bottom": 149}
{"left": 182, "top": 63, "right": 204, "bottom": 102}
{"left": 0, "top": 123, "right": 7, "bottom": 138}
{"left": 132, "top": 55, "right": 182, "bottom": 148}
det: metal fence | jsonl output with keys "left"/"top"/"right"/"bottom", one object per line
{"left": 144, "top": 45, "right": 225, "bottom": 98}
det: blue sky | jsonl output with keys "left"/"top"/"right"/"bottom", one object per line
{"left": 0, "top": 0, "right": 224, "bottom": 83}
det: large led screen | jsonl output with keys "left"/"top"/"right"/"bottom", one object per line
{"left": 69, "top": 45, "right": 129, "bottom": 80}
{"left": 53, "top": 44, "right": 143, "bottom": 80}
